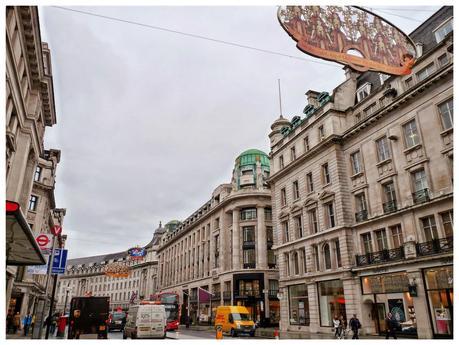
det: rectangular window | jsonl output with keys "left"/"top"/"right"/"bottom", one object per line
{"left": 405, "top": 77, "right": 413, "bottom": 89}
{"left": 281, "top": 188, "right": 287, "bottom": 207}
{"left": 421, "top": 216, "right": 439, "bottom": 241}
{"left": 240, "top": 208, "right": 257, "bottom": 220}
{"left": 325, "top": 203, "right": 335, "bottom": 228}
{"left": 438, "top": 98, "right": 453, "bottom": 130}
{"left": 438, "top": 53, "right": 449, "bottom": 67}
{"left": 294, "top": 216, "right": 303, "bottom": 239}
{"left": 403, "top": 119, "right": 420, "bottom": 148}
{"left": 34, "top": 166, "right": 42, "bottom": 182}
{"left": 318, "top": 280, "right": 346, "bottom": 327}
{"left": 375, "top": 229, "right": 388, "bottom": 250}
{"left": 279, "top": 155, "right": 284, "bottom": 169}
{"left": 242, "top": 226, "right": 255, "bottom": 243}
{"left": 412, "top": 169, "right": 428, "bottom": 192}
{"left": 309, "top": 209, "right": 319, "bottom": 234}
{"left": 264, "top": 208, "right": 272, "bottom": 221}
{"left": 357, "top": 83, "right": 371, "bottom": 102}
{"left": 306, "top": 173, "right": 314, "bottom": 193}
{"left": 304, "top": 136, "right": 309, "bottom": 152}
{"left": 301, "top": 248, "right": 307, "bottom": 273}
{"left": 376, "top": 136, "right": 391, "bottom": 162}
{"left": 390, "top": 224, "right": 404, "bottom": 248}
{"left": 266, "top": 226, "right": 273, "bottom": 244}
{"left": 361, "top": 232, "right": 373, "bottom": 254}
{"left": 28, "top": 195, "right": 38, "bottom": 211}
{"left": 322, "top": 163, "right": 330, "bottom": 184}
{"left": 293, "top": 180, "right": 300, "bottom": 200}
{"left": 383, "top": 181, "right": 397, "bottom": 202}
{"left": 318, "top": 125, "right": 325, "bottom": 140}
{"left": 293, "top": 252, "right": 299, "bottom": 275}
{"left": 291, "top": 146, "right": 296, "bottom": 161}
{"left": 243, "top": 248, "right": 256, "bottom": 268}
{"left": 364, "top": 102, "right": 377, "bottom": 117}
{"left": 289, "top": 284, "right": 310, "bottom": 326}
{"left": 335, "top": 239, "right": 342, "bottom": 267}
{"left": 313, "top": 245, "right": 320, "bottom": 271}
{"left": 434, "top": 19, "right": 453, "bottom": 43}
{"left": 355, "top": 193, "right": 367, "bottom": 212}
{"left": 350, "top": 151, "right": 362, "bottom": 175}
{"left": 285, "top": 253, "right": 290, "bottom": 276}
{"left": 282, "top": 221, "right": 289, "bottom": 243}
{"left": 441, "top": 210, "right": 453, "bottom": 237}
{"left": 416, "top": 63, "right": 435, "bottom": 82}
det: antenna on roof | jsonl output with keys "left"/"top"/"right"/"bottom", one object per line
{"left": 278, "top": 79, "right": 283, "bottom": 118}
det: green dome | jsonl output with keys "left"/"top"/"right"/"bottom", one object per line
{"left": 236, "top": 149, "right": 270, "bottom": 169}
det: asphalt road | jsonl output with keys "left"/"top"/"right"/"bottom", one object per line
{"left": 108, "top": 329, "right": 260, "bottom": 340}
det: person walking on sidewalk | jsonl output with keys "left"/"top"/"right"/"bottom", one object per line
{"left": 13, "top": 312, "right": 21, "bottom": 334}
{"left": 385, "top": 312, "right": 398, "bottom": 339}
{"left": 6, "top": 310, "right": 14, "bottom": 334}
{"left": 333, "top": 315, "right": 342, "bottom": 338}
{"left": 349, "top": 314, "right": 361, "bottom": 339}
{"left": 23, "top": 313, "right": 32, "bottom": 336}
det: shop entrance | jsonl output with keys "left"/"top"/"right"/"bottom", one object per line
{"left": 375, "top": 303, "right": 386, "bottom": 334}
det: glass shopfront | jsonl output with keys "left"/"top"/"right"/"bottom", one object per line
{"left": 423, "top": 266, "right": 453, "bottom": 338}
{"left": 361, "top": 272, "right": 417, "bottom": 336}
{"left": 318, "top": 280, "right": 346, "bottom": 327}
{"left": 288, "top": 284, "right": 309, "bottom": 325}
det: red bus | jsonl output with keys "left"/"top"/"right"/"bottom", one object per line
{"left": 149, "top": 292, "right": 180, "bottom": 331}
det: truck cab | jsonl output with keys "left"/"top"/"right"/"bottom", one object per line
{"left": 214, "top": 306, "right": 256, "bottom": 337}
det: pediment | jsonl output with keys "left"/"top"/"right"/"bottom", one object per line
{"left": 290, "top": 203, "right": 302, "bottom": 213}
{"left": 279, "top": 210, "right": 289, "bottom": 219}
{"left": 318, "top": 190, "right": 335, "bottom": 201}
{"left": 303, "top": 197, "right": 317, "bottom": 208}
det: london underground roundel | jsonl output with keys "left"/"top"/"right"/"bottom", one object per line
{"left": 278, "top": 6, "right": 417, "bottom": 75}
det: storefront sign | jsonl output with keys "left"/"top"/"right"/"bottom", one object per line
{"left": 362, "top": 272, "right": 409, "bottom": 294}
{"left": 278, "top": 6, "right": 417, "bottom": 75}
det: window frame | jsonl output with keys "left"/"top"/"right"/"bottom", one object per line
{"left": 306, "top": 172, "right": 314, "bottom": 193}
{"left": 437, "top": 98, "right": 453, "bottom": 130}
{"left": 280, "top": 187, "right": 287, "bottom": 207}
{"left": 403, "top": 119, "right": 421, "bottom": 148}
{"left": 292, "top": 180, "right": 300, "bottom": 200}
{"left": 322, "top": 163, "right": 330, "bottom": 185}
{"left": 350, "top": 150, "right": 362, "bottom": 175}
{"left": 434, "top": 18, "right": 453, "bottom": 43}
{"left": 376, "top": 136, "right": 391, "bottom": 162}
{"left": 28, "top": 195, "right": 38, "bottom": 212}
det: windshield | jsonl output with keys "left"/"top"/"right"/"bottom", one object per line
{"left": 164, "top": 305, "right": 179, "bottom": 322}
{"left": 231, "top": 313, "right": 251, "bottom": 321}
{"left": 112, "top": 312, "right": 125, "bottom": 321}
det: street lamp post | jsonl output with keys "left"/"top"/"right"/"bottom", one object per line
{"left": 63, "top": 283, "right": 71, "bottom": 314}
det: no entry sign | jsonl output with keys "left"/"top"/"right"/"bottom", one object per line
{"left": 35, "top": 233, "right": 53, "bottom": 254}
{"left": 51, "top": 225, "right": 62, "bottom": 236}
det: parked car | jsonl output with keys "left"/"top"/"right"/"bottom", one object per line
{"left": 108, "top": 311, "right": 126, "bottom": 332}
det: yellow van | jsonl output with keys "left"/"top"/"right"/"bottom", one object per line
{"left": 214, "top": 306, "right": 256, "bottom": 337}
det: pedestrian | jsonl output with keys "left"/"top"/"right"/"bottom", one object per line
{"left": 385, "top": 312, "right": 397, "bottom": 339}
{"left": 23, "top": 313, "right": 32, "bottom": 336}
{"left": 333, "top": 315, "right": 342, "bottom": 338}
{"left": 349, "top": 314, "right": 361, "bottom": 339}
{"left": 50, "top": 314, "right": 57, "bottom": 335}
{"left": 13, "top": 312, "right": 21, "bottom": 334}
{"left": 6, "top": 310, "right": 13, "bottom": 334}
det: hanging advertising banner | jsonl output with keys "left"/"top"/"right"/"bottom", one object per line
{"left": 127, "top": 247, "right": 146, "bottom": 261}
{"left": 278, "top": 6, "right": 417, "bottom": 75}
{"left": 105, "top": 262, "right": 131, "bottom": 278}
{"left": 27, "top": 256, "right": 49, "bottom": 275}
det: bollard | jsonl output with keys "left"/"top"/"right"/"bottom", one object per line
{"left": 274, "top": 328, "right": 279, "bottom": 340}
{"left": 216, "top": 326, "right": 223, "bottom": 340}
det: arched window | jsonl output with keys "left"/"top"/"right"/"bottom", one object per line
{"left": 323, "top": 243, "right": 331, "bottom": 270}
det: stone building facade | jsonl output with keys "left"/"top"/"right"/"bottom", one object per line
{"left": 5, "top": 5, "right": 66, "bottom": 328}
{"left": 55, "top": 224, "right": 163, "bottom": 313}
{"left": 268, "top": 7, "right": 452, "bottom": 339}
{"left": 157, "top": 149, "right": 280, "bottom": 326}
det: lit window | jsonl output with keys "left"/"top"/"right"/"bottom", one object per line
{"left": 376, "top": 136, "right": 391, "bottom": 162}
{"left": 434, "top": 18, "right": 453, "bottom": 43}
{"left": 403, "top": 119, "right": 420, "bottom": 148}
{"left": 350, "top": 151, "right": 362, "bottom": 174}
{"left": 438, "top": 98, "right": 453, "bottom": 130}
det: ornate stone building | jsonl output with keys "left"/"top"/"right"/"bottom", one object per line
{"left": 5, "top": 6, "right": 66, "bottom": 330}
{"left": 55, "top": 224, "right": 164, "bottom": 312}
{"left": 269, "top": 7, "right": 452, "bottom": 339}
{"left": 157, "top": 149, "right": 280, "bottom": 326}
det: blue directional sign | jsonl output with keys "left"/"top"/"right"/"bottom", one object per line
{"left": 51, "top": 249, "right": 68, "bottom": 274}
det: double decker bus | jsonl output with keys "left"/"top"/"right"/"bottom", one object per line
{"left": 149, "top": 292, "right": 180, "bottom": 331}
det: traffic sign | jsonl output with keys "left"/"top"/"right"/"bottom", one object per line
{"left": 51, "top": 249, "right": 68, "bottom": 274}
{"left": 35, "top": 233, "right": 53, "bottom": 254}
{"left": 51, "top": 225, "right": 62, "bottom": 236}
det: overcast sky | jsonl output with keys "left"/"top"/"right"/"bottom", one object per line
{"left": 37, "top": 5, "right": 440, "bottom": 258}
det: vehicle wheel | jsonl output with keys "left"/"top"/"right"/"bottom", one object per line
{"left": 231, "top": 329, "right": 237, "bottom": 337}
{"left": 122, "top": 331, "right": 127, "bottom": 339}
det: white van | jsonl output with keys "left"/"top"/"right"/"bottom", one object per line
{"left": 123, "top": 304, "right": 167, "bottom": 339}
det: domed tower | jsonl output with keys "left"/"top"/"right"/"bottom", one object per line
{"left": 164, "top": 220, "right": 181, "bottom": 233}
{"left": 232, "top": 149, "right": 270, "bottom": 191}
{"left": 269, "top": 115, "right": 290, "bottom": 149}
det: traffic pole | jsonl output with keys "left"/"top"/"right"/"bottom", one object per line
{"left": 45, "top": 274, "right": 58, "bottom": 339}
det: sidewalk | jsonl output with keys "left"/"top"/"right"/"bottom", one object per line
{"left": 179, "top": 325, "right": 385, "bottom": 339}
{"left": 6, "top": 329, "right": 66, "bottom": 340}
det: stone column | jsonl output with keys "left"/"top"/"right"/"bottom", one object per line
{"left": 308, "top": 283, "right": 320, "bottom": 333}
{"left": 232, "top": 209, "right": 240, "bottom": 270}
{"left": 209, "top": 226, "right": 215, "bottom": 271}
{"left": 257, "top": 207, "right": 267, "bottom": 269}
{"left": 407, "top": 269, "right": 432, "bottom": 339}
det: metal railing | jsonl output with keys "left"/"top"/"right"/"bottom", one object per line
{"left": 242, "top": 241, "right": 255, "bottom": 249}
{"left": 355, "top": 247, "right": 404, "bottom": 266}
{"left": 416, "top": 237, "right": 453, "bottom": 256}
{"left": 383, "top": 200, "right": 397, "bottom": 214}
{"left": 412, "top": 188, "right": 430, "bottom": 204}
{"left": 355, "top": 210, "right": 368, "bottom": 222}
{"left": 237, "top": 289, "right": 261, "bottom": 298}
{"left": 243, "top": 263, "right": 256, "bottom": 269}
{"left": 268, "top": 290, "right": 279, "bottom": 298}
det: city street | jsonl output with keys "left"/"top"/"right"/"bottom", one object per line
{"left": 108, "top": 329, "right": 263, "bottom": 340}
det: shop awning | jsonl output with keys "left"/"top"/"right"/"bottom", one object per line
{"left": 6, "top": 200, "right": 46, "bottom": 266}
